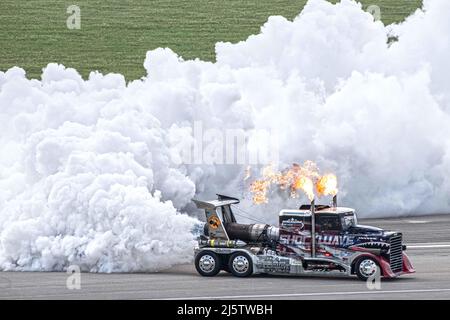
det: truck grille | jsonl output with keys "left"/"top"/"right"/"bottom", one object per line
{"left": 389, "top": 234, "right": 403, "bottom": 273}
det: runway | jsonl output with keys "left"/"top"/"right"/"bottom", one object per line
{"left": 1, "top": 214, "right": 449, "bottom": 300}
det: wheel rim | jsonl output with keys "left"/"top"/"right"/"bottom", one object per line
{"left": 359, "top": 259, "right": 378, "bottom": 277}
{"left": 232, "top": 255, "right": 249, "bottom": 274}
{"left": 199, "top": 255, "right": 215, "bottom": 273}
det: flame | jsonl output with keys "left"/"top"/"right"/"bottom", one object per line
{"left": 249, "top": 164, "right": 278, "bottom": 204}
{"left": 250, "top": 179, "right": 270, "bottom": 204}
{"left": 248, "top": 161, "right": 338, "bottom": 204}
{"left": 293, "top": 176, "right": 315, "bottom": 201}
{"left": 317, "top": 174, "right": 338, "bottom": 196}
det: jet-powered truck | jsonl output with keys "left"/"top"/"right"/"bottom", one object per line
{"left": 192, "top": 194, "right": 414, "bottom": 281}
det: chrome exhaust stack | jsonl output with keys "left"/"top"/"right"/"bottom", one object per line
{"left": 332, "top": 195, "right": 337, "bottom": 208}
{"left": 311, "top": 198, "right": 316, "bottom": 257}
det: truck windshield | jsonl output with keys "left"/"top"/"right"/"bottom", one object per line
{"left": 342, "top": 213, "right": 357, "bottom": 230}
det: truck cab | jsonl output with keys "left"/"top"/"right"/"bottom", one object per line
{"left": 279, "top": 207, "right": 357, "bottom": 234}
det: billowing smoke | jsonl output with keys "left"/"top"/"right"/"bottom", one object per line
{"left": 1, "top": 0, "right": 450, "bottom": 271}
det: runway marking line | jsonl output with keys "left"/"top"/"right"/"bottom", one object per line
{"left": 407, "top": 221, "right": 429, "bottom": 224}
{"left": 164, "top": 288, "right": 450, "bottom": 300}
{"left": 407, "top": 243, "right": 450, "bottom": 249}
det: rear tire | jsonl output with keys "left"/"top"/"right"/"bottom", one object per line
{"left": 195, "top": 251, "right": 221, "bottom": 277}
{"left": 355, "top": 257, "right": 380, "bottom": 281}
{"left": 228, "top": 252, "right": 253, "bottom": 277}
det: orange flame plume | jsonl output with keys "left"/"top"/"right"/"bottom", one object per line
{"left": 248, "top": 161, "right": 338, "bottom": 204}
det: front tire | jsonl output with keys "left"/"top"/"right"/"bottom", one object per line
{"left": 195, "top": 251, "right": 221, "bottom": 277}
{"left": 355, "top": 257, "right": 380, "bottom": 281}
{"left": 228, "top": 252, "right": 253, "bottom": 277}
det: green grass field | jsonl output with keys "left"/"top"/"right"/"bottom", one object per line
{"left": 0, "top": 0, "right": 422, "bottom": 80}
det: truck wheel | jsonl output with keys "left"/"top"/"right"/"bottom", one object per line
{"left": 229, "top": 252, "right": 253, "bottom": 277}
{"left": 195, "top": 251, "right": 221, "bottom": 277}
{"left": 355, "top": 257, "right": 380, "bottom": 281}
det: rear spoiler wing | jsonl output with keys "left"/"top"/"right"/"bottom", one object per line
{"left": 192, "top": 194, "right": 240, "bottom": 209}
{"left": 192, "top": 194, "right": 239, "bottom": 240}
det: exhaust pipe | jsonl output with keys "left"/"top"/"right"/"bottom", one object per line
{"left": 332, "top": 195, "right": 337, "bottom": 208}
{"left": 311, "top": 198, "right": 316, "bottom": 257}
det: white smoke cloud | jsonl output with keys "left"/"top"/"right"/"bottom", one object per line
{"left": 1, "top": 0, "right": 450, "bottom": 271}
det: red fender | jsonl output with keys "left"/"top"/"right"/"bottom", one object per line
{"left": 402, "top": 252, "right": 415, "bottom": 274}
{"left": 353, "top": 251, "right": 415, "bottom": 278}
{"left": 352, "top": 251, "right": 396, "bottom": 278}
{"left": 377, "top": 256, "right": 396, "bottom": 278}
